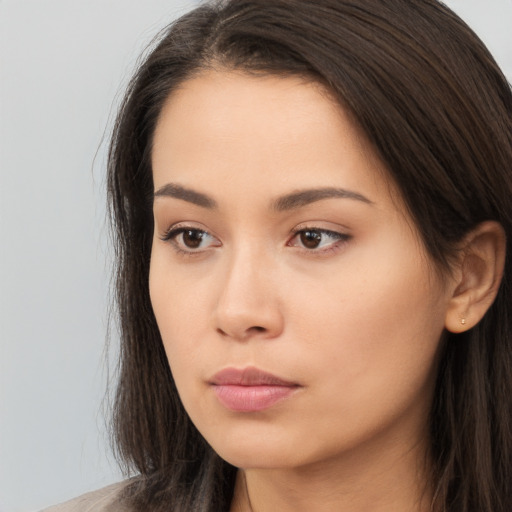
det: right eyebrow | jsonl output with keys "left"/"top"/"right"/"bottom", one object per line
{"left": 153, "top": 183, "right": 218, "bottom": 209}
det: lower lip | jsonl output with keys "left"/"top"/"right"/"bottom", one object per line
{"left": 212, "top": 384, "right": 298, "bottom": 412}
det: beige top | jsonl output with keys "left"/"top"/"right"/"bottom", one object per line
{"left": 41, "top": 481, "right": 128, "bottom": 512}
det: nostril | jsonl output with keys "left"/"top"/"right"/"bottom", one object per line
{"left": 216, "top": 325, "right": 266, "bottom": 339}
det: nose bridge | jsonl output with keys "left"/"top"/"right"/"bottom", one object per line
{"left": 213, "top": 239, "right": 283, "bottom": 340}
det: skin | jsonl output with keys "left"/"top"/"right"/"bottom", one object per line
{"left": 149, "top": 71, "right": 458, "bottom": 511}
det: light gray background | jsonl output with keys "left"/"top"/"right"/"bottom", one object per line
{"left": 1, "top": 1, "right": 511, "bottom": 511}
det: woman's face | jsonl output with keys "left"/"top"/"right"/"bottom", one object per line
{"left": 149, "top": 71, "right": 453, "bottom": 470}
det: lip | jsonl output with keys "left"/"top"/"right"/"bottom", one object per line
{"left": 209, "top": 367, "right": 300, "bottom": 412}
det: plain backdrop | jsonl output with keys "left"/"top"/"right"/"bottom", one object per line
{"left": 0, "top": 1, "right": 511, "bottom": 511}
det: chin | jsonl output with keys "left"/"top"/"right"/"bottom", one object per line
{"left": 205, "top": 429, "right": 310, "bottom": 470}
{"left": 216, "top": 447, "right": 300, "bottom": 470}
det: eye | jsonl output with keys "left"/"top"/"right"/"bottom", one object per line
{"left": 161, "top": 226, "right": 221, "bottom": 253}
{"left": 288, "top": 228, "right": 350, "bottom": 252}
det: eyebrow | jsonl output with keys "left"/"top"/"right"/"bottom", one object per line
{"left": 153, "top": 183, "right": 372, "bottom": 211}
{"left": 271, "top": 187, "right": 373, "bottom": 211}
{"left": 154, "top": 183, "right": 218, "bottom": 209}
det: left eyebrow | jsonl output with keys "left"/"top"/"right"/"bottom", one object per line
{"left": 271, "top": 187, "right": 373, "bottom": 211}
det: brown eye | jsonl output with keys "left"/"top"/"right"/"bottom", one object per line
{"left": 288, "top": 227, "right": 350, "bottom": 252}
{"left": 300, "top": 230, "right": 322, "bottom": 249}
{"left": 182, "top": 229, "right": 205, "bottom": 249}
{"left": 161, "top": 226, "right": 220, "bottom": 253}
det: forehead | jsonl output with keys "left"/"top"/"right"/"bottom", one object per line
{"left": 151, "top": 70, "right": 394, "bottom": 206}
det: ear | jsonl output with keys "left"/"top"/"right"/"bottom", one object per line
{"left": 445, "top": 221, "right": 506, "bottom": 333}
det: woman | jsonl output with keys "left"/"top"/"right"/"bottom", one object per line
{"left": 45, "top": 0, "right": 512, "bottom": 511}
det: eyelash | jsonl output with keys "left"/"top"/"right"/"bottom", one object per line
{"left": 160, "top": 225, "right": 351, "bottom": 257}
{"left": 288, "top": 227, "right": 351, "bottom": 256}
{"left": 160, "top": 226, "right": 220, "bottom": 257}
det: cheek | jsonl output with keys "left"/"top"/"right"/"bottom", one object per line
{"left": 291, "top": 247, "right": 442, "bottom": 342}
{"left": 148, "top": 245, "right": 227, "bottom": 396}
{"left": 285, "top": 237, "right": 447, "bottom": 406}
{"left": 149, "top": 249, "right": 205, "bottom": 355}
{"left": 148, "top": 252, "right": 214, "bottom": 422}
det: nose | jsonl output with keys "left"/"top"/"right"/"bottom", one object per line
{"left": 213, "top": 246, "right": 284, "bottom": 341}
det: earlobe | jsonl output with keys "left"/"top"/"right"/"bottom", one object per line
{"left": 445, "top": 221, "right": 506, "bottom": 333}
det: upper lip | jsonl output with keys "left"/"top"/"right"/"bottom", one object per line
{"left": 209, "top": 366, "right": 298, "bottom": 387}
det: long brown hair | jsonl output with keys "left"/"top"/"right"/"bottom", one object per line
{"left": 107, "top": 1, "right": 512, "bottom": 510}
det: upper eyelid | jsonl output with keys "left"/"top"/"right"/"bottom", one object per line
{"left": 289, "top": 228, "right": 350, "bottom": 242}
{"left": 160, "top": 224, "right": 348, "bottom": 235}
{"left": 159, "top": 223, "right": 350, "bottom": 245}
{"left": 160, "top": 222, "right": 212, "bottom": 237}
{"left": 291, "top": 227, "right": 346, "bottom": 236}
{"left": 162, "top": 226, "right": 215, "bottom": 241}
{"left": 291, "top": 220, "right": 350, "bottom": 232}
{"left": 289, "top": 224, "right": 351, "bottom": 240}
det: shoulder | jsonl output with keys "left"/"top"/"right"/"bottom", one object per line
{"left": 41, "top": 481, "right": 129, "bottom": 512}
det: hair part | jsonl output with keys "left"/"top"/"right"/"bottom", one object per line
{"left": 107, "top": 1, "right": 512, "bottom": 510}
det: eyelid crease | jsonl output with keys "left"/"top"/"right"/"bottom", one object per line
{"left": 289, "top": 220, "right": 352, "bottom": 238}
{"left": 161, "top": 226, "right": 210, "bottom": 240}
{"left": 289, "top": 227, "right": 351, "bottom": 240}
{"left": 159, "top": 221, "right": 212, "bottom": 239}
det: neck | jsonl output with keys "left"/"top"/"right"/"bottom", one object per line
{"left": 230, "top": 434, "right": 433, "bottom": 512}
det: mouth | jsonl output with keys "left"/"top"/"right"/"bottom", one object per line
{"left": 209, "top": 366, "right": 301, "bottom": 412}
